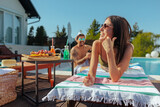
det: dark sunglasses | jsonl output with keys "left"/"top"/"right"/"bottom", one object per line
{"left": 101, "top": 24, "right": 113, "bottom": 28}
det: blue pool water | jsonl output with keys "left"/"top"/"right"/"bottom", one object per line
{"left": 130, "top": 57, "right": 160, "bottom": 75}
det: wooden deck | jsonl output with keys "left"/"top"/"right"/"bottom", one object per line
{"left": 2, "top": 73, "right": 160, "bottom": 107}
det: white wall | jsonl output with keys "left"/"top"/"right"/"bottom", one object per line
{"left": 0, "top": 0, "right": 25, "bottom": 15}
{"left": 0, "top": 0, "right": 28, "bottom": 45}
{"left": 6, "top": 45, "right": 49, "bottom": 55}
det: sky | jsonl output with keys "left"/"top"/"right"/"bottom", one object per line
{"left": 28, "top": 0, "right": 160, "bottom": 39}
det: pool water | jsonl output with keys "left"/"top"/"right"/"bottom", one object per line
{"left": 130, "top": 57, "right": 160, "bottom": 75}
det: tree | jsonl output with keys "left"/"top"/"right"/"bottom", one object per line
{"left": 27, "top": 26, "right": 35, "bottom": 45}
{"left": 55, "top": 25, "right": 67, "bottom": 38}
{"left": 153, "top": 34, "right": 160, "bottom": 50}
{"left": 131, "top": 22, "right": 143, "bottom": 37}
{"left": 54, "top": 25, "right": 67, "bottom": 48}
{"left": 60, "top": 26, "right": 67, "bottom": 38}
{"left": 35, "top": 26, "right": 48, "bottom": 46}
{"left": 55, "top": 25, "right": 61, "bottom": 38}
{"left": 132, "top": 32, "right": 155, "bottom": 57}
{"left": 86, "top": 19, "right": 101, "bottom": 40}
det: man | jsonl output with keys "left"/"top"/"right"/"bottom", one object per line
{"left": 70, "top": 33, "right": 92, "bottom": 74}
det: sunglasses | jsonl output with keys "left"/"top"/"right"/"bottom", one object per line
{"left": 79, "top": 38, "right": 85, "bottom": 41}
{"left": 101, "top": 24, "right": 113, "bottom": 28}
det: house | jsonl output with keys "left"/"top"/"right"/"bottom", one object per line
{"left": 0, "top": 0, "right": 40, "bottom": 45}
{"left": 0, "top": 0, "right": 48, "bottom": 55}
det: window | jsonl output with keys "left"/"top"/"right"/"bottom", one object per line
{"left": 0, "top": 10, "right": 22, "bottom": 44}
{"left": 4, "top": 12, "right": 13, "bottom": 43}
{"left": 0, "top": 11, "right": 3, "bottom": 43}
{"left": 14, "top": 16, "right": 21, "bottom": 44}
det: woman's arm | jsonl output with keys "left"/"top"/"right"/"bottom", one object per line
{"left": 83, "top": 40, "right": 100, "bottom": 86}
{"left": 88, "top": 40, "right": 100, "bottom": 77}
{"left": 107, "top": 43, "right": 133, "bottom": 82}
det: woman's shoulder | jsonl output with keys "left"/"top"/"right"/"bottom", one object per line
{"left": 92, "top": 40, "right": 101, "bottom": 54}
{"left": 93, "top": 40, "right": 101, "bottom": 46}
{"left": 126, "top": 43, "right": 134, "bottom": 51}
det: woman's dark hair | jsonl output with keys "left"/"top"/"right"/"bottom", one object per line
{"left": 76, "top": 34, "right": 85, "bottom": 40}
{"left": 107, "top": 15, "right": 132, "bottom": 64}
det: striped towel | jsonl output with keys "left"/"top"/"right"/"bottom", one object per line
{"left": 42, "top": 63, "right": 160, "bottom": 107}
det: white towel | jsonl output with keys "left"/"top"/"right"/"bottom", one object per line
{"left": 0, "top": 68, "right": 16, "bottom": 75}
{"left": 74, "top": 59, "right": 90, "bottom": 74}
{"left": 42, "top": 63, "right": 160, "bottom": 107}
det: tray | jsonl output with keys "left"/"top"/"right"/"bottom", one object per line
{"left": 22, "top": 54, "right": 61, "bottom": 61}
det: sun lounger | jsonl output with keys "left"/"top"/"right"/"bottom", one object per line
{"left": 0, "top": 45, "right": 22, "bottom": 61}
{"left": 42, "top": 63, "right": 160, "bottom": 107}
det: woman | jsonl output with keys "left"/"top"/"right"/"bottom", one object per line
{"left": 83, "top": 15, "right": 134, "bottom": 86}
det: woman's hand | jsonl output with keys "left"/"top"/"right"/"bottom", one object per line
{"left": 102, "top": 37, "right": 117, "bottom": 53}
{"left": 83, "top": 74, "right": 95, "bottom": 86}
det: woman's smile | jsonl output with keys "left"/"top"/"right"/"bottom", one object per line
{"left": 99, "top": 32, "right": 106, "bottom": 41}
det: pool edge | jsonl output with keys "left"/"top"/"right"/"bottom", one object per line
{"left": 148, "top": 75, "right": 160, "bottom": 83}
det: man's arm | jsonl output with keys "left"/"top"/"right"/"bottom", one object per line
{"left": 86, "top": 45, "right": 92, "bottom": 60}
{"left": 70, "top": 48, "right": 89, "bottom": 66}
{"left": 88, "top": 45, "right": 92, "bottom": 50}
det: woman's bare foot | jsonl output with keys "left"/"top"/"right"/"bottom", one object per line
{"left": 83, "top": 74, "right": 95, "bottom": 86}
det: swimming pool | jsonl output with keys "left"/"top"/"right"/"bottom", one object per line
{"left": 130, "top": 57, "right": 160, "bottom": 75}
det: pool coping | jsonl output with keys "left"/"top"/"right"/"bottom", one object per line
{"left": 148, "top": 75, "right": 160, "bottom": 83}
{"left": 132, "top": 57, "right": 160, "bottom": 59}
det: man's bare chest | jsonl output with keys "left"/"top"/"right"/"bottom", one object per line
{"left": 76, "top": 48, "right": 88, "bottom": 58}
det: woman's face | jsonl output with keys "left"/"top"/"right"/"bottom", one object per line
{"left": 99, "top": 18, "right": 113, "bottom": 41}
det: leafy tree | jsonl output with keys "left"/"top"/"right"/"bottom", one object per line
{"left": 55, "top": 25, "right": 67, "bottom": 38}
{"left": 86, "top": 19, "right": 101, "bottom": 40}
{"left": 55, "top": 25, "right": 61, "bottom": 38}
{"left": 54, "top": 25, "right": 67, "bottom": 48}
{"left": 27, "top": 26, "right": 35, "bottom": 45}
{"left": 132, "top": 32, "right": 155, "bottom": 57}
{"left": 131, "top": 22, "right": 143, "bottom": 37}
{"left": 35, "top": 26, "right": 48, "bottom": 46}
{"left": 60, "top": 26, "right": 67, "bottom": 38}
{"left": 130, "top": 22, "right": 143, "bottom": 42}
{"left": 153, "top": 34, "right": 160, "bottom": 49}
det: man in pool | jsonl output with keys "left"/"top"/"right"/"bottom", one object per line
{"left": 70, "top": 32, "right": 92, "bottom": 74}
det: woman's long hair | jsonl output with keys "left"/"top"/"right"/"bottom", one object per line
{"left": 107, "top": 15, "right": 132, "bottom": 64}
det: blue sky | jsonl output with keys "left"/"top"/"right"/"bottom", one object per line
{"left": 28, "top": 0, "right": 160, "bottom": 38}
